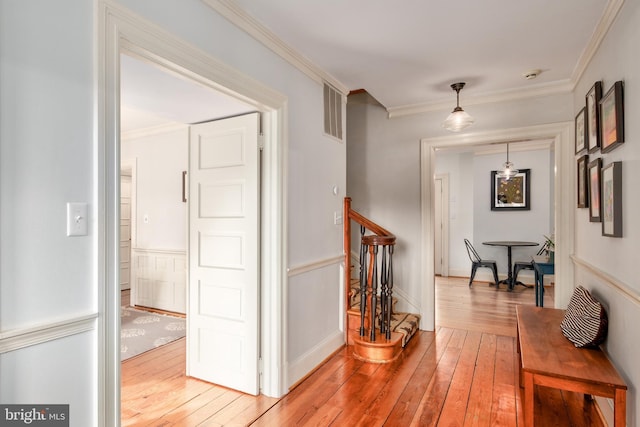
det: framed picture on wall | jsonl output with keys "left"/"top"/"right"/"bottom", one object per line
{"left": 588, "top": 158, "right": 602, "bottom": 222}
{"left": 600, "top": 81, "right": 624, "bottom": 153}
{"left": 577, "top": 155, "right": 589, "bottom": 208}
{"left": 575, "top": 107, "right": 587, "bottom": 154}
{"left": 602, "top": 161, "right": 622, "bottom": 237}
{"left": 586, "top": 81, "right": 602, "bottom": 153}
{"left": 491, "top": 169, "right": 530, "bottom": 211}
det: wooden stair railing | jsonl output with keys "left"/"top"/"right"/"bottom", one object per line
{"left": 344, "top": 197, "right": 407, "bottom": 363}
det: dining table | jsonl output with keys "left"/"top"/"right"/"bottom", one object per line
{"left": 482, "top": 241, "right": 539, "bottom": 290}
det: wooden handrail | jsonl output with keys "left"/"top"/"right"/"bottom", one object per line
{"left": 343, "top": 197, "right": 397, "bottom": 344}
{"left": 348, "top": 210, "right": 393, "bottom": 238}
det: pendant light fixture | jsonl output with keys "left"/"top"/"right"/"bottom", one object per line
{"left": 496, "top": 142, "right": 519, "bottom": 180}
{"left": 442, "top": 82, "right": 474, "bottom": 132}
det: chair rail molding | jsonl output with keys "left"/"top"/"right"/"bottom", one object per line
{"left": 571, "top": 255, "right": 640, "bottom": 306}
{"left": 0, "top": 313, "right": 98, "bottom": 354}
{"left": 287, "top": 255, "right": 344, "bottom": 277}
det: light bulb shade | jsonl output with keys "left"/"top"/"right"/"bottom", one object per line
{"left": 496, "top": 161, "right": 519, "bottom": 180}
{"left": 442, "top": 108, "right": 474, "bottom": 132}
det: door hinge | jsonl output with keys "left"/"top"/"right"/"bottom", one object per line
{"left": 258, "top": 134, "right": 265, "bottom": 151}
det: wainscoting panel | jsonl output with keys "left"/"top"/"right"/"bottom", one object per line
{"left": 131, "top": 249, "right": 187, "bottom": 314}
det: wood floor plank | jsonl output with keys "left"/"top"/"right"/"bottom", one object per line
{"left": 409, "top": 328, "right": 466, "bottom": 427}
{"left": 380, "top": 329, "right": 452, "bottom": 426}
{"left": 121, "top": 277, "right": 605, "bottom": 427}
{"left": 464, "top": 333, "right": 497, "bottom": 427}
{"left": 489, "top": 335, "right": 518, "bottom": 427}
{"left": 438, "top": 330, "right": 482, "bottom": 425}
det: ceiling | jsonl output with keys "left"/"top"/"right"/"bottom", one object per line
{"left": 121, "top": 0, "right": 615, "bottom": 131}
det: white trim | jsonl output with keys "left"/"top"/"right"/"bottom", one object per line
{"left": 201, "top": 0, "right": 349, "bottom": 96}
{"left": 389, "top": 80, "right": 572, "bottom": 118}
{"left": 572, "top": 255, "right": 640, "bottom": 306}
{"left": 434, "top": 174, "right": 449, "bottom": 277}
{"left": 570, "top": 0, "right": 626, "bottom": 85}
{"left": 389, "top": 0, "right": 626, "bottom": 119}
{"left": 99, "top": 2, "right": 289, "bottom": 424}
{"left": 286, "top": 330, "right": 344, "bottom": 389}
{"left": 420, "top": 122, "right": 574, "bottom": 331}
{"left": 0, "top": 314, "right": 98, "bottom": 354}
{"left": 121, "top": 122, "right": 188, "bottom": 141}
{"left": 287, "top": 255, "right": 344, "bottom": 277}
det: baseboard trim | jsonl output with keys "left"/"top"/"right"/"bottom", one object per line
{"left": 287, "top": 330, "right": 344, "bottom": 387}
{"left": 0, "top": 313, "right": 98, "bottom": 354}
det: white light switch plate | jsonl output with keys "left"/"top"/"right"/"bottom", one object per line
{"left": 67, "top": 202, "right": 88, "bottom": 236}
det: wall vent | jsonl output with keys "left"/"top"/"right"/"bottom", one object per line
{"left": 323, "top": 83, "right": 343, "bottom": 141}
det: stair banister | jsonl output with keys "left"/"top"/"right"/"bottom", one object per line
{"left": 344, "top": 197, "right": 396, "bottom": 343}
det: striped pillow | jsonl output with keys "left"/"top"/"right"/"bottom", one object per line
{"left": 560, "top": 286, "right": 608, "bottom": 348}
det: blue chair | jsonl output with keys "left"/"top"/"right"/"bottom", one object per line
{"left": 464, "top": 239, "right": 499, "bottom": 287}
{"left": 513, "top": 241, "right": 550, "bottom": 283}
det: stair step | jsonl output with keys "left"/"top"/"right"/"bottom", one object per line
{"left": 348, "top": 311, "right": 421, "bottom": 349}
{"left": 352, "top": 331, "right": 404, "bottom": 363}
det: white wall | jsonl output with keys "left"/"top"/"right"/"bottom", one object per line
{"left": 434, "top": 148, "right": 553, "bottom": 280}
{"left": 572, "top": 1, "right": 640, "bottom": 424}
{"left": 347, "top": 91, "right": 571, "bottom": 313}
{"left": 121, "top": 127, "right": 188, "bottom": 251}
{"left": 0, "top": 1, "right": 96, "bottom": 425}
{"left": 0, "top": 0, "right": 346, "bottom": 424}
{"left": 472, "top": 149, "right": 553, "bottom": 276}
{"left": 434, "top": 152, "right": 474, "bottom": 276}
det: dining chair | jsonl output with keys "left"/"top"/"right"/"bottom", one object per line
{"left": 464, "top": 239, "right": 499, "bottom": 287}
{"left": 513, "top": 240, "right": 550, "bottom": 282}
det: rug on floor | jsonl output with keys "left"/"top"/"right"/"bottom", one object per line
{"left": 121, "top": 307, "right": 186, "bottom": 361}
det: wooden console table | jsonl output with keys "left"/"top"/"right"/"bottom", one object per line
{"left": 516, "top": 305, "right": 627, "bottom": 426}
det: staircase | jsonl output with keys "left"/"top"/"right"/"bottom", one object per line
{"left": 343, "top": 197, "right": 421, "bottom": 363}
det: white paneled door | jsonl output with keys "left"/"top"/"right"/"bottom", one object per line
{"left": 188, "top": 113, "right": 261, "bottom": 395}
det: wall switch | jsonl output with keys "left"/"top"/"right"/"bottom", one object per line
{"left": 334, "top": 211, "right": 343, "bottom": 225}
{"left": 67, "top": 202, "right": 88, "bottom": 236}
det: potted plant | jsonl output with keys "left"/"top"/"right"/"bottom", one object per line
{"left": 544, "top": 234, "right": 555, "bottom": 263}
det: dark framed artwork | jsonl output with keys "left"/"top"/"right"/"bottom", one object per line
{"left": 600, "top": 81, "right": 624, "bottom": 153}
{"left": 575, "top": 107, "right": 587, "bottom": 154}
{"left": 586, "top": 81, "right": 602, "bottom": 153}
{"left": 577, "top": 155, "right": 589, "bottom": 208}
{"left": 588, "top": 158, "right": 602, "bottom": 222}
{"left": 602, "top": 161, "right": 622, "bottom": 237}
{"left": 491, "top": 169, "right": 530, "bottom": 211}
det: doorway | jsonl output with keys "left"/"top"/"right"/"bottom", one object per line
{"left": 120, "top": 53, "right": 261, "bottom": 395}
{"left": 419, "top": 123, "right": 575, "bottom": 331}
{"left": 101, "top": 8, "right": 288, "bottom": 423}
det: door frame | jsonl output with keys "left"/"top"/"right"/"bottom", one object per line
{"left": 98, "top": 3, "right": 288, "bottom": 424}
{"left": 420, "top": 123, "right": 575, "bottom": 331}
{"left": 434, "top": 174, "right": 449, "bottom": 277}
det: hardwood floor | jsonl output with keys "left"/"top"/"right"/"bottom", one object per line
{"left": 122, "top": 277, "right": 604, "bottom": 426}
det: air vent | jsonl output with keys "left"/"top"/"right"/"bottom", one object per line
{"left": 323, "top": 83, "right": 343, "bottom": 141}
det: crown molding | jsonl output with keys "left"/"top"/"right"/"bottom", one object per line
{"left": 388, "top": 80, "right": 573, "bottom": 118}
{"left": 570, "top": 0, "right": 625, "bottom": 86}
{"left": 201, "top": 0, "right": 349, "bottom": 96}
{"left": 389, "top": 0, "right": 625, "bottom": 119}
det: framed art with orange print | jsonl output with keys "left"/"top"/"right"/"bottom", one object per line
{"left": 600, "top": 81, "right": 624, "bottom": 153}
{"left": 588, "top": 158, "right": 602, "bottom": 222}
